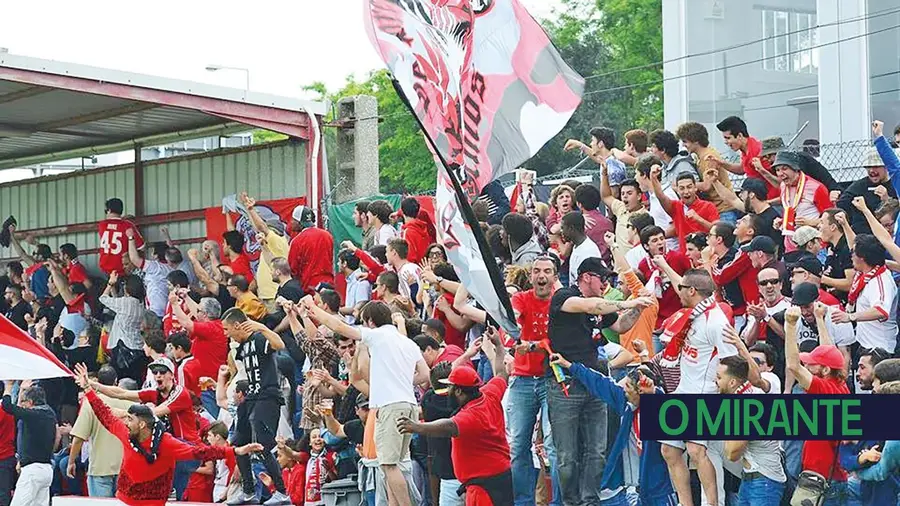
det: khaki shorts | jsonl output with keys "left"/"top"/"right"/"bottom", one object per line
{"left": 374, "top": 402, "right": 418, "bottom": 465}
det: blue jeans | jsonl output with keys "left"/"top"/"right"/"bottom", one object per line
{"left": 52, "top": 451, "right": 85, "bottom": 496}
{"left": 201, "top": 389, "right": 220, "bottom": 419}
{"left": 547, "top": 377, "right": 608, "bottom": 506}
{"left": 601, "top": 490, "right": 629, "bottom": 505}
{"left": 507, "top": 376, "right": 562, "bottom": 506}
{"left": 88, "top": 475, "right": 118, "bottom": 498}
{"left": 823, "top": 480, "right": 860, "bottom": 506}
{"left": 365, "top": 489, "right": 377, "bottom": 506}
{"left": 173, "top": 458, "right": 201, "bottom": 500}
{"left": 638, "top": 492, "right": 678, "bottom": 506}
{"left": 440, "top": 479, "right": 464, "bottom": 506}
{"left": 719, "top": 210, "right": 742, "bottom": 225}
{"left": 737, "top": 476, "right": 785, "bottom": 506}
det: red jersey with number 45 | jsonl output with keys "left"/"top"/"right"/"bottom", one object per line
{"left": 99, "top": 218, "right": 144, "bottom": 274}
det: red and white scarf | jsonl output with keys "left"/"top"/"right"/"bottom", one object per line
{"left": 847, "top": 265, "right": 887, "bottom": 311}
{"left": 780, "top": 171, "right": 807, "bottom": 235}
{"left": 734, "top": 381, "right": 755, "bottom": 395}
{"left": 659, "top": 296, "right": 718, "bottom": 367}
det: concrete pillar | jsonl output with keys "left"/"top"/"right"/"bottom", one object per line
{"left": 335, "top": 95, "right": 380, "bottom": 203}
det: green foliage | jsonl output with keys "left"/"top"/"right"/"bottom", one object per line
{"left": 252, "top": 130, "right": 289, "bottom": 144}
{"left": 306, "top": 0, "right": 663, "bottom": 190}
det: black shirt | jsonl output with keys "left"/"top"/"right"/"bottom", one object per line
{"left": 1, "top": 396, "right": 56, "bottom": 465}
{"left": 215, "top": 284, "right": 236, "bottom": 312}
{"left": 421, "top": 389, "right": 456, "bottom": 480}
{"left": 548, "top": 286, "right": 616, "bottom": 371}
{"left": 5, "top": 300, "right": 32, "bottom": 332}
{"left": 343, "top": 418, "right": 365, "bottom": 445}
{"left": 277, "top": 279, "right": 304, "bottom": 303}
{"left": 823, "top": 236, "right": 853, "bottom": 303}
{"left": 235, "top": 332, "right": 281, "bottom": 401}
{"left": 836, "top": 177, "right": 896, "bottom": 235}
{"left": 756, "top": 206, "right": 784, "bottom": 256}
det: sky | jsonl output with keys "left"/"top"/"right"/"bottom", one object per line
{"left": 2, "top": 0, "right": 561, "bottom": 99}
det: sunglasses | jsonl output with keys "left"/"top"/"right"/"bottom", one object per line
{"left": 758, "top": 279, "right": 781, "bottom": 286}
{"left": 677, "top": 284, "right": 694, "bottom": 291}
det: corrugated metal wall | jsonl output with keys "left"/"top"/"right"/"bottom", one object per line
{"left": 0, "top": 140, "right": 307, "bottom": 272}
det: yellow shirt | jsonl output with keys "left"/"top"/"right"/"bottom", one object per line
{"left": 70, "top": 393, "right": 135, "bottom": 477}
{"left": 609, "top": 198, "right": 634, "bottom": 252}
{"left": 256, "top": 230, "right": 289, "bottom": 300}
{"left": 697, "top": 147, "right": 734, "bottom": 213}
{"left": 237, "top": 292, "right": 268, "bottom": 321}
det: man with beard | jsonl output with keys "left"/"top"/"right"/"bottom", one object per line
{"left": 87, "top": 357, "right": 202, "bottom": 499}
{"left": 649, "top": 167, "right": 720, "bottom": 253}
{"left": 836, "top": 148, "right": 896, "bottom": 235}
{"left": 773, "top": 151, "right": 832, "bottom": 253}
{"left": 660, "top": 269, "right": 737, "bottom": 506}
{"left": 784, "top": 305, "right": 853, "bottom": 502}
{"left": 702, "top": 221, "right": 758, "bottom": 331}
{"left": 506, "top": 256, "right": 562, "bottom": 506}
{"left": 637, "top": 225, "right": 691, "bottom": 329}
{"left": 547, "top": 258, "right": 652, "bottom": 506}
{"left": 856, "top": 347, "right": 891, "bottom": 394}
{"left": 354, "top": 202, "right": 376, "bottom": 250}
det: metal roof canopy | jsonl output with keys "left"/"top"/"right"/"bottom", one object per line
{"left": 0, "top": 53, "right": 328, "bottom": 170}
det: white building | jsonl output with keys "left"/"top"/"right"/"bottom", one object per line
{"left": 663, "top": 0, "right": 900, "bottom": 155}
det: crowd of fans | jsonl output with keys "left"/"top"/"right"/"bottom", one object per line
{"left": 2, "top": 115, "right": 900, "bottom": 506}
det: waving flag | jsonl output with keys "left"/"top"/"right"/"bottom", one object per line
{"left": 365, "top": 0, "right": 584, "bottom": 335}
{"left": 0, "top": 315, "right": 72, "bottom": 380}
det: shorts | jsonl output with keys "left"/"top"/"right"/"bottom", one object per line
{"left": 660, "top": 440, "right": 707, "bottom": 450}
{"left": 375, "top": 402, "right": 418, "bottom": 465}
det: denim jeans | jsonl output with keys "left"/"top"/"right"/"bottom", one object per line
{"left": 52, "top": 450, "right": 85, "bottom": 496}
{"left": 547, "top": 377, "right": 608, "bottom": 506}
{"left": 719, "top": 210, "right": 742, "bottom": 225}
{"left": 639, "top": 492, "right": 679, "bottom": 506}
{"left": 0, "top": 456, "right": 15, "bottom": 506}
{"left": 736, "top": 476, "right": 785, "bottom": 506}
{"left": 173, "top": 458, "right": 201, "bottom": 500}
{"left": 87, "top": 474, "right": 118, "bottom": 498}
{"left": 440, "top": 479, "right": 464, "bottom": 506}
{"left": 600, "top": 490, "right": 629, "bottom": 505}
{"left": 507, "top": 376, "right": 562, "bottom": 506}
{"left": 823, "top": 480, "right": 860, "bottom": 506}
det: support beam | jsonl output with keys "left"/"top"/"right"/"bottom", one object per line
{"left": 134, "top": 145, "right": 144, "bottom": 218}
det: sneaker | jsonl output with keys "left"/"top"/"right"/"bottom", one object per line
{"left": 226, "top": 490, "right": 260, "bottom": 505}
{"left": 262, "top": 491, "right": 293, "bottom": 505}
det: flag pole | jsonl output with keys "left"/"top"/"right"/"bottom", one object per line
{"left": 389, "top": 79, "right": 518, "bottom": 336}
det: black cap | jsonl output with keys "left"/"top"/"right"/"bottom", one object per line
{"left": 740, "top": 178, "right": 768, "bottom": 201}
{"left": 791, "top": 282, "right": 819, "bottom": 306}
{"left": 793, "top": 254, "right": 823, "bottom": 277}
{"left": 577, "top": 257, "right": 610, "bottom": 278}
{"left": 772, "top": 150, "right": 802, "bottom": 172}
{"left": 741, "top": 235, "right": 776, "bottom": 255}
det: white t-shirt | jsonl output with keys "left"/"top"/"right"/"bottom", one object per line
{"left": 793, "top": 306, "right": 856, "bottom": 351}
{"left": 360, "top": 325, "right": 422, "bottom": 408}
{"left": 625, "top": 245, "right": 648, "bottom": 271}
{"left": 141, "top": 259, "right": 172, "bottom": 317}
{"left": 855, "top": 269, "right": 899, "bottom": 352}
{"left": 744, "top": 298, "right": 791, "bottom": 339}
{"left": 375, "top": 224, "right": 398, "bottom": 246}
{"left": 568, "top": 237, "right": 602, "bottom": 286}
{"left": 396, "top": 262, "right": 422, "bottom": 299}
{"left": 648, "top": 187, "right": 680, "bottom": 251}
{"left": 213, "top": 458, "right": 230, "bottom": 501}
{"left": 675, "top": 307, "right": 738, "bottom": 394}
{"left": 761, "top": 371, "right": 782, "bottom": 395}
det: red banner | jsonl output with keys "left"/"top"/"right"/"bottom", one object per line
{"left": 204, "top": 197, "right": 306, "bottom": 270}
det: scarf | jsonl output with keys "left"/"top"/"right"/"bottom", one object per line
{"left": 734, "top": 381, "right": 755, "bottom": 395}
{"left": 780, "top": 171, "right": 807, "bottom": 235}
{"left": 847, "top": 265, "right": 888, "bottom": 311}
{"left": 632, "top": 408, "right": 642, "bottom": 456}
{"left": 130, "top": 419, "right": 167, "bottom": 464}
{"left": 659, "top": 296, "right": 717, "bottom": 366}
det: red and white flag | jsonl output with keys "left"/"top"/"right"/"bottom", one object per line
{"left": 0, "top": 315, "right": 72, "bottom": 380}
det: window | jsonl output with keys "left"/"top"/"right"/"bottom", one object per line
{"left": 761, "top": 9, "right": 819, "bottom": 73}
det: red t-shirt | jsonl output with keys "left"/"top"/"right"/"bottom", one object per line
{"left": 801, "top": 376, "right": 849, "bottom": 481}
{"left": 433, "top": 293, "right": 467, "bottom": 350}
{"left": 671, "top": 199, "right": 720, "bottom": 252}
{"left": 162, "top": 300, "right": 190, "bottom": 337}
{"left": 191, "top": 320, "right": 230, "bottom": 381}
{"left": 289, "top": 228, "right": 335, "bottom": 294}
{"left": 435, "top": 344, "right": 475, "bottom": 369}
{"left": 98, "top": 218, "right": 144, "bottom": 274}
{"left": 138, "top": 386, "right": 200, "bottom": 444}
{"left": 228, "top": 254, "right": 255, "bottom": 284}
{"left": 176, "top": 356, "right": 203, "bottom": 397}
{"left": 819, "top": 289, "right": 842, "bottom": 309}
{"left": 0, "top": 408, "right": 14, "bottom": 460}
{"left": 451, "top": 377, "right": 511, "bottom": 483}
{"left": 639, "top": 250, "right": 692, "bottom": 328}
{"left": 511, "top": 289, "right": 553, "bottom": 377}
{"left": 66, "top": 260, "right": 89, "bottom": 285}
{"left": 742, "top": 137, "right": 779, "bottom": 199}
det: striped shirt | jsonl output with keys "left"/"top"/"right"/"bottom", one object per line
{"left": 100, "top": 295, "right": 145, "bottom": 350}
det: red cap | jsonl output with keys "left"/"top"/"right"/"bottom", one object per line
{"left": 799, "top": 345, "right": 845, "bottom": 371}
{"left": 439, "top": 366, "right": 482, "bottom": 388}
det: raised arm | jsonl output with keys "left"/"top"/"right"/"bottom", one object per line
{"left": 481, "top": 327, "right": 509, "bottom": 382}
{"left": 187, "top": 249, "right": 219, "bottom": 294}
{"left": 560, "top": 296, "right": 651, "bottom": 316}
{"left": 851, "top": 197, "right": 900, "bottom": 262}
{"left": 241, "top": 319, "right": 285, "bottom": 352}
{"left": 47, "top": 261, "right": 76, "bottom": 304}
{"left": 648, "top": 165, "right": 676, "bottom": 217}
{"left": 125, "top": 228, "right": 144, "bottom": 269}
{"left": 784, "top": 307, "right": 814, "bottom": 391}
{"left": 304, "top": 296, "right": 361, "bottom": 341}
{"left": 170, "top": 292, "right": 195, "bottom": 333}
{"left": 8, "top": 227, "right": 37, "bottom": 265}
{"left": 239, "top": 192, "right": 270, "bottom": 234}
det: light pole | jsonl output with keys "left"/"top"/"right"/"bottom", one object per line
{"left": 205, "top": 64, "right": 250, "bottom": 91}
